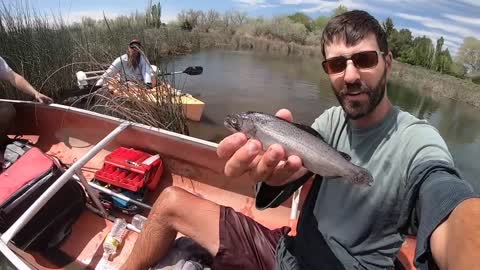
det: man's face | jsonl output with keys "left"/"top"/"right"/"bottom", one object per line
{"left": 324, "top": 34, "right": 391, "bottom": 120}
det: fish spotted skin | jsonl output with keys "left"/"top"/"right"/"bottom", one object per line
{"left": 224, "top": 111, "right": 373, "bottom": 186}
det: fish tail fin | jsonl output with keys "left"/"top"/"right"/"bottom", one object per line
{"left": 349, "top": 168, "right": 374, "bottom": 186}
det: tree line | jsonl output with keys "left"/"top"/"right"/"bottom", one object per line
{"left": 172, "top": 5, "right": 479, "bottom": 80}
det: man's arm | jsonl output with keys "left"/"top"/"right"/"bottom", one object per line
{"left": 140, "top": 57, "right": 152, "bottom": 86}
{"left": 6, "top": 71, "right": 52, "bottom": 104}
{"left": 404, "top": 160, "right": 479, "bottom": 270}
{"left": 430, "top": 198, "right": 480, "bottom": 270}
{"left": 96, "top": 57, "right": 121, "bottom": 86}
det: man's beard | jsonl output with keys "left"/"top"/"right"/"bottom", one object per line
{"left": 333, "top": 70, "right": 387, "bottom": 120}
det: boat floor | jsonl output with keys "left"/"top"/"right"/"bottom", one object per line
{"left": 10, "top": 134, "right": 291, "bottom": 270}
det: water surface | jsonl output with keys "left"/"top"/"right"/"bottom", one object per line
{"left": 165, "top": 50, "right": 480, "bottom": 191}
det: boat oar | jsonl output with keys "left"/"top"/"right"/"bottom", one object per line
{"left": 157, "top": 66, "right": 203, "bottom": 76}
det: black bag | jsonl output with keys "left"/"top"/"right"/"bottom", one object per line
{"left": 0, "top": 146, "right": 86, "bottom": 251}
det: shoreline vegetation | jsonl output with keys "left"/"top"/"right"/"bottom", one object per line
{"left": 0, "top": 2, "right": 478, "bottom": 113}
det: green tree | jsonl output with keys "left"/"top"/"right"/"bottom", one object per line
{"left": 434, "top": 37, "right": 444, "bottom": 72}
{"left": 198, "top": 9, "right": 221, "bottom": 33}
{"left": 389, "top": 28, "right": 413, "bottom": 59}
{"left": 288, "top": 12, "right": 313, "bottom": 32}
{"left": 146, "top": 1, "right": 161, "bottom": 28}
{"left": 313, "top": 16, "right": 329, "bottom": 31}
{"left": 438, "top": 49, "right": 453, "bottom": 74}
{"left": 333, "top": 5, "right": 348, "bottom": 16}
{"left": 382, "top": 17, "right": 394, "bottom": 39}
{"left": 457, "top": 37, "right": 480, "bottom": 73}
{"left": 177, "top": 9, "right": 203, "bottom": 31}
{"left": 449, "top": 61, "right": 467, "bottom": 78}
{"left": 404, "top": 36, "right": 435, "bottom": 69}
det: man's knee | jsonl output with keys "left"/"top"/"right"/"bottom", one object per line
{"left": 153, "top": 186, "right": 192, "bottom": 218}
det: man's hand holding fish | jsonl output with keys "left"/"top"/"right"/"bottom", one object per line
{"left": 217, "top": 109, "right": 306, "bottom": 186}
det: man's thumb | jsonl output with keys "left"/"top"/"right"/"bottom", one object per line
{"left": 275, "top": 109, "right": 293, "bottom": 122}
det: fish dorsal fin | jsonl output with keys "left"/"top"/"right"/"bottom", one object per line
{"left": 273, "top": 115, "right": 352, "bottom": 161}
{"left": 339, "top": 151, "right": 351, "bottom": 161}
{"left": 294, "top": 122, "right": 352, "bottom": 161}
{"left": 291, "top": 122, "right": 325, "bottom": 141}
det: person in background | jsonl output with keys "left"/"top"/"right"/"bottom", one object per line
{"left": 0, "top": 55, "right": 53, "bottom": 145}
{"left": 96, "top": 39, "right": 156, "bottom": 88}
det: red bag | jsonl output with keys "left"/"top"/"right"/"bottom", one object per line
{"left": 0, "top": 147, "right": 55, "bottom": 204}
{"left": 0, "top": 146, "right": 85, "bottom": 250}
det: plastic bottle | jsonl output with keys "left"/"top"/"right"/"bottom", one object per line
{"left": 132, "top": 214, "right": 148, "bottom": 231}
{"left": 102, "top": 218, "right": 127, "bottom": 260}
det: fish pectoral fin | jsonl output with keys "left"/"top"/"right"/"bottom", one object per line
{"left": 339, "top": 151, "right": 351, "bottom": 161}
{"left": 290, "top": 122, "right": 325, "bottom": 141}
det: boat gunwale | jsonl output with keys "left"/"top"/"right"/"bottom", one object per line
{"left": 0, "top": 99, "right": 217, "bottom": 150}
{"left": 0, "top": 99, "right": 217, "bottom": 269}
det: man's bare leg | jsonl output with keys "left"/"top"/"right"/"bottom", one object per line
{"left": 121, "top": 186, "right": 220, "bottom": 270}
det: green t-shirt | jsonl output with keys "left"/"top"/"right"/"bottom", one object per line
{"left": 266, "top": 106, "right": 464, "bottom": 270}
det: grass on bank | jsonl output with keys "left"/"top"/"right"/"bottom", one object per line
{"left": 0, "top": 0, "right": 478, "bottom": 129}
{"left": 0, "top": 2, "right": 191, "bottom": 134}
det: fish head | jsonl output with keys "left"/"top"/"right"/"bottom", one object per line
{"left": 224, "top": 112, "right": 256, "bottom": 137}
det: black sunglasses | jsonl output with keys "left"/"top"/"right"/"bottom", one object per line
{"left": 322, "top": 50, "right": 384, "bottom": 74}
{"left": 129, "top": 45, "right": 140, "bottom": 49}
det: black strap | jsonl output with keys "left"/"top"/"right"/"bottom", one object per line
{"left": 255, "top": 171, "right": 314, "bottom": 210}
{"left": 293, "top": 175, "right": 346, "bottom": 269}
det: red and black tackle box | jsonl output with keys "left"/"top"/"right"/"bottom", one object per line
{"left": 95, "top": 147, "right": 163, "bottom": 192}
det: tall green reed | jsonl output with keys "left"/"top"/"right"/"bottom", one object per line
{"left": 0, "top": 1, "right": 192, "bottom": 134}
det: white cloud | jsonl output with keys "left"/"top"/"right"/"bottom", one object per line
{"left": 291, "top": 0, "right": 389, "bottom": 15}
{"left": 259, "top": 4, "right": 278, "bottom": 8}
{"left": 443, "top": 14, "right": 480, "bottom": 27}
{"left": 51, "top": 8, "right": 177, "bottom": 24}
{"left": 235, "top": 0, "right": 267, "bottom": 5}
{"left": 457, "top": 0, "right": 480, "bottom": 7}
{"left": 404, "top": 26, "right": 463, "bottom": 55}
{"left": 443, "top": 40, "right": 460, "bottom": 52}
{"left": 281, "top": 0, "right": 324, "bottom": 4}
{"left": 396, "top": 13, "right": 478, "bottom": 38}
{"left": 160, "top": 11, "right": 177, "bottom": 23}
{"left": 234, "top": 0, "right": 276, "bottom": 8}
{"left": 299, "top": 1, "right": 341, "bottom": 13}
{"left": 406, "top": 27, "right": 463, "bottom": 44}
{"left": 60, "top": 10, "right": 121, "bottom": 24}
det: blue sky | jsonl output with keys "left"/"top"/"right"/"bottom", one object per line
{"left": 24, "top": 0, "right": 480, "bottom": 55}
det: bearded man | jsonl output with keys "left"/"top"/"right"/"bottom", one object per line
{"left": 122, "top": 10, "right": 480, "bottom": 270}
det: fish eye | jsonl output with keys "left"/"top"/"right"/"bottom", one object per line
{"left": 231, "top": 118, "right": 237, "bottom": 125}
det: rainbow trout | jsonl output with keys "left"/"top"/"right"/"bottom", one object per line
{"left": 224, "top": 111, "right": 373, "bottom": 185}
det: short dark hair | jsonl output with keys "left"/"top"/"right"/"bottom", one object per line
{"left": 321, "top": 10, "right": 388, "bottom": 58}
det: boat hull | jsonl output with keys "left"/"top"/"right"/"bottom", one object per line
{"left": 0, "top": 100, "right": 416, "bottom": 270}
{"left": 2, "top": 100, "right": 290, "bottom": 269}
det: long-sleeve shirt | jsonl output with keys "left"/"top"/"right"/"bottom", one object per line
{"left": 96, "top": 54, "right": 152, "bottom": 86}
{"left": 0, "top": 56, "right": 13, "bottom": 80}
